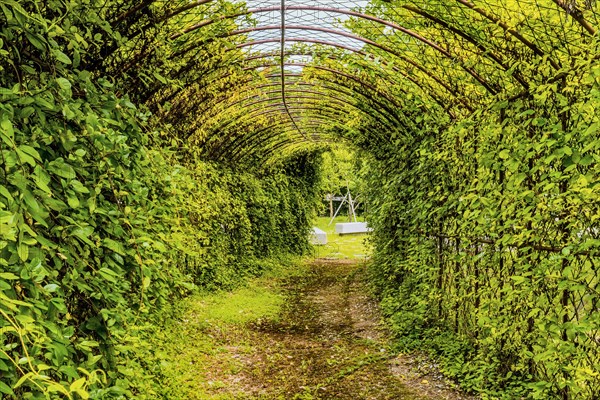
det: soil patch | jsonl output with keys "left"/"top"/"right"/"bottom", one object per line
{"left": 197, "top": 259, "right": 476, "bottom": 399}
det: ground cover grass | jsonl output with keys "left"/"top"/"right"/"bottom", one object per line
{"left": 131, "top": 258, "right": 433, "bottom": 400}
{"left": 311, "top": 216, "right": 371, "bottom": 260}
{"left": 129, "top": 259, "right": 308, "bottom": 399}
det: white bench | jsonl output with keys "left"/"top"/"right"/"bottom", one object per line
{"left": 335, "top": 222, "right": 372, "bottom": 235}
{"left": 310, "top": 227, "right": 328, "bottom": 245}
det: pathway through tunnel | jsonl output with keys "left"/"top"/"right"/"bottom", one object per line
{"left": 156, "top": 258, "right": 474, "bottom": 400}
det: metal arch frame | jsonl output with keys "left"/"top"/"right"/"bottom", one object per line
{"left": 167, "top": 2, "right": 565, "bottom": 73}
{"left": 209, "top": 119, "right": 326, "bottom": 161}
{"left": 241, "top": 43, "right": 462, "bottom": 97}
{"left": 103, "top": 0, "right": 600, "bottom": 167}
{"left": 203, "top": 73, "right": 402, "bottom": 130}
{"left": 246, "top": 60, "right": 454, "bottom": 116}
{"left": 217, "top": 120, "right": 332, "bottom": 163}
{"left": 181, "top": 74, "right": 406, "bottom": 140}
{"left": 232, "top": 129, "right": 325, "bottom": 165}
{"left": 196, "top": 62, "right": 413, "bottom": 125}
{"left": 155, "top": 36, "right": 473, "bottom": 118}
{"left": 239, "top": 49, "right": 471, "bottom": 113}
{"left": 173, "top": 63, "right": 415, "bottom": 138}
{"left": 200, "top": 101, "right": 364, "bottom": 147}
{"left": 237, "top": 138, "right": 323, "bottom": 167}
{"left": 227, "top": 118, "right": 351, "bottom": 165}
{"left": 157, "top": 55, "right": 404, "bottom": 126}
{"left": 196, "top": 89, "right": 408, "bottom": 148}
{"left": 208, "top": 104, "right": 397, "bottom": 162}
{"left": 172, "top": 69, "right": 415, "bottom": 157}
{"left": 253, "top": 82, "right": 405, "bottom": 127}
{"left": 398, "top": 5, "right": 529, "bottom": 89}
{"left": 278, "top": 0, "right": 306, "bottom": 140}
{"left": 155, "top": 48, "right": 410, "bottom": 120}
{"left": 167, "top": 4, "right": 534, "bottom": 93}
{"left": 227, "top": 95, "right": 357, "bottom": 119}
{"left": 203, "top": 101, "right": 372, "bottom": 150}
{"left": 168, "top": 44, "right": 473, "bottom": 133}
{"left": 259, "top": 73, "right": 411, "bottom": 126}
{"left": 152, "top": 37, "right": 470, "bottom": 126}
{"left": 164, "top": 30, "right": 492, "bottom": 104}
{"left": 113, "top": 0, "right": 578, "bottom": 100}
{"left": 226, "top": 24, "right": 497, "bottom": 94}
{"left": 197, "top": 101, "right": 351, "bottom": 140}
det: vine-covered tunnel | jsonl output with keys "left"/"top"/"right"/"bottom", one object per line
{"left": 1, "top": 0, "right": 600, "bottom": 398}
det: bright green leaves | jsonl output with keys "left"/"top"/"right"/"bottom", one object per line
{"left": 364, "top": 72, "right": 600, "bottom": 398}
{"left": 47, "top": 159, "right": 76, "bottom": 179}
{"left": 52, "top": 49, "right": 71, "bottom": 65}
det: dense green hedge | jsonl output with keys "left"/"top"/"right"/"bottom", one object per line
{"left": 363, "top": 63, "right": 600, "bottom": 398}
{"left": 0, "top": 1, "right": 320, "bottom": 398}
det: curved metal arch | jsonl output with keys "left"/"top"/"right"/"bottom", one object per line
{"left": 184, "top": 63, "right": 413, "bottom": 137}
{"left": 212, "top": 104, "right": 398, "bottom": 161}
{"left": 201, "top": 100, "right": 370, "bottom": 146}
{"left": 115, "top": 0, "right": 568, "bottom": 100}
{"left": 197, "top": 91, "right": 407, "bottom": 147}
{"left": 229, "top": 24, "right": 498, "bottom": 94}
{"left": 155, "top": 40, "right": 461, "bottom": 134}
{"left": 231, "top": 129, "right": 326, "bottom": 165}
{"left": 197, "top": 100, "right": 353, "bottom": 142}
{"left": 184, "top": 72, "right": 406, "bottom": 139}
{"left": 452, "top": 0, "right": 561, "bottom": 70}
{"left": 399, "top": 5, "right": 528, "bottom": 89}
{"left": 237, "top": 37, "right": 473, "bottom": 112}
{"left": 259, "top": 73, "right": 412, "bottom": 126}
{"left": 209, "top": 101, "right": 375, "bottom": 147}
{"left": 189, "top": 53, "right": 427, "bottom": 128}
{"left": 159, "top": 47, "right": 405, "bottom": 119}
{"left": 253, "top": 82, "right": 406, "bottom": 127}
{"left": 236, "top": 138, "right": 321, "bottom": 166}
{"left": 217, "top": 120, "right": 333, "bottom": 163}
{"left": 241, "top": 50, "right": 473, "bottom": 118}
{"left": 178, "top": 66, "right": 418, "bottom": 151}
{"left": 158, "top": 55, "right": 408, "bottom": 129}
{"left": 169, "top": 5, "right": 509, "bottom": 94}
{"left": 210, "top": 119, "right": 326, "bottom": 161}
{"left": 206, "top": 81, "right": 398, "bottom": 131}
{"left": 250, "top": 60, "right": 456, "bottom": 117}
{"left": 164, "top": 26, "right": 492, "bottom": 108}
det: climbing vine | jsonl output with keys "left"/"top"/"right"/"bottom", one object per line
{"left": 3, "top": 0, "right": 600, "bottom": 398}
{"left": 0, "top": 0, "right": 321, "bottom": 397}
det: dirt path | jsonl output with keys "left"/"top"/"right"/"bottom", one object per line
{"left": 192, "top": 259, "right": 475, "bottom": 400}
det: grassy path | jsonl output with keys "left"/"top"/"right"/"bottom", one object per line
{"left": 148, "top": 258, "right": 473, "bottom": 399}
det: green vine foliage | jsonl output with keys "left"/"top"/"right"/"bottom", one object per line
{"left": 361, "top": 63, "right": 600, "bottom": 399}
{"left": 0, "top": 1, "right": 320, "bottom": 398}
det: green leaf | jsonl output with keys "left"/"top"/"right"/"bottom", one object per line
{"left": 56, "top": 77, "right": 72, "bottom": 91}
{"left": 17, "top": 242, "right": 29, "bottom": 262}
{"left": 98, "top": 267, "right": 119, "bottom": 283}
{"left": 48, "top": 160, "right": 76, "bottom": 179}
{"left": 16, "top": 147, "right": 36, "bottom": 166}
{"left": 0, "top": 272, "right": 19, "bottom": 280}
{"left": 0, "top": 185, "right": 13, "bottom": 202}
{"left": 67, "top": 193, "right": 80, "bottom": 209}
{"left": 19, "top": 145, "right": 41, "bottom": 161}
{"left": 44, "top": 283, "right": 59, "bottom": 293}
{"left": 52, "top": 49, "right": 72, "bottom": 64}
{"left": 102, "top": 238, "right": 125, "bottom": 255}
{"left": 0, "top": 380, "right": 13, "bottom": 395}
{"left": 71, "top": 180, "right": 90, "bottom": 194}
